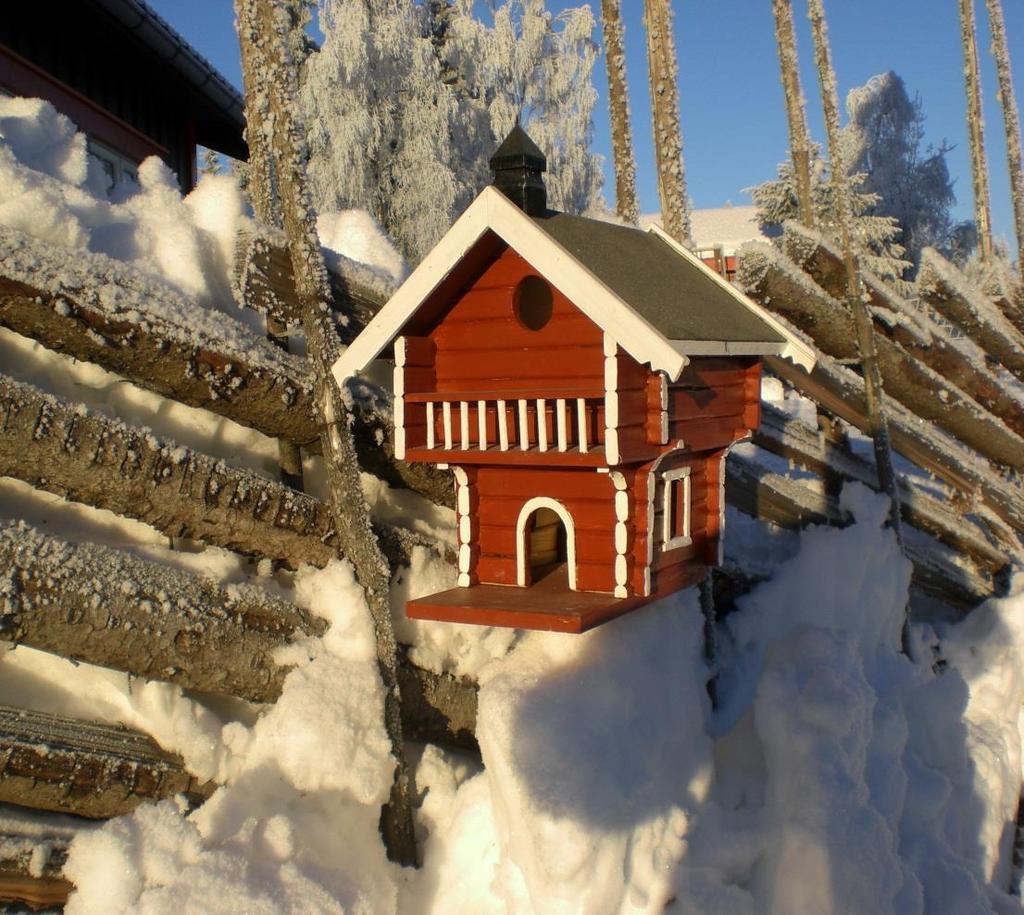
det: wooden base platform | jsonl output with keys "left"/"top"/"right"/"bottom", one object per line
{"left": 407, "top": 572, "right": 658, "bottom": 633}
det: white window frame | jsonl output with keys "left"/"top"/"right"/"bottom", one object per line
{"left": 87, "top": 138, "right": 139, "bottom": 196}
{"left": 662, "top": 467, "right": 692, "bottom": 551}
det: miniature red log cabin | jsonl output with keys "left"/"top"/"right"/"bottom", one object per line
{"left": 333, "top": 127, "right": 814, "bottom": 633}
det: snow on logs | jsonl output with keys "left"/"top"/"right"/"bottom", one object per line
{"left": 781, "top": 224, "right": 1024, "bottom": 433}
{"left": 0, "top": 229, "right": 451, "bottom": 507}
{"left": 0, "top": 373, "right": 341, "bottom": 570}
{"left": 916, "top": 247, "right": 1024, "bottom": 385}
{"left": 764, "top": 350, "right": 1024, "bottom": 538}
{"left": 0, "top": 519, "right": 324, "bottom": 703}
{"left": 726, "top": 448, "right": 999, "bottom": 609}
{"left": 0, "top": 227, "right": 314, "bottom": 445}
{"left": 754, "top": 402, "right": 1012, "bottom": 570}
{"left": 737, "top": 240, "right": 1024, "bottom": 472}
{"left": 0, "top": 518, "right": 475, "bottom": 745}
{"left": 0, "top": 826, "right": 73, "bottom": 910}
{"left": 0, "top": 704, "right": 212, "bottom": 821}
{"left": 0, "top": 373, "right": 453, "bottom": 571}
{"left": 234, "top": 226, "right": 391, "bottom": 341}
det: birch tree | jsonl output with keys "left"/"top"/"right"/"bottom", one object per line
{"left": 601, "top": 0, "right": 639, "bottom": 223}
{"left": 235, "top": 0, "right": 418, "bottom": 866}
{"left": 984, "top": 0, "right": 1024, "bottom": 269}
{"left": 448, "top": 0, "right": 604, "bottom": 215}
{"left": 959, "top": 0, "right": 995, "bottom": 263}
{"left": 642, "top": 0, "right": 690, "bottom": 244}
{"left": 771, "top": 0, "right": 814, "bottom": 227}
{"left": 806, "top": 0, "right": 907, "bottom": 573}
{"left": 301, "top": 0, "right": 602, "bottom": 263}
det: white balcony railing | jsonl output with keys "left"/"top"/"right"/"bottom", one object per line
{"left": 406, "top": 393, "right": 603, "bottom": 455}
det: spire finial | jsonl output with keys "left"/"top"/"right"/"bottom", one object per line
{"left": 489, "top": 124, "right": 547, "bottom": 215}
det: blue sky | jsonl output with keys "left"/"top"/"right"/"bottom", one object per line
{"left": 150, "top": 0, "right": 1024, "bottom": 246}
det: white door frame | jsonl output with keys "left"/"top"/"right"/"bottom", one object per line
{"left": 515, "top": 497, "right": 578, "bottom": 590}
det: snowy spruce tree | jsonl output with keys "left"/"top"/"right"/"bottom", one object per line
{"left": 300, "top": 0, "right": 603, "bottom": 263}
{"left": 752, "top": 71, "right": 965, "bottom": 288}
{"left": 843, "top": 71, "right": 960, "bottom": 267}
{"left": 751, "top": 144, "right": 912, "bottom": 289}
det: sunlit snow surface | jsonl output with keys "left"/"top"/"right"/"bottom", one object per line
{"left": 1, "top": 97, "right": 1024, "bottom": 914}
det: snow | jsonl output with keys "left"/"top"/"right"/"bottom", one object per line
{"left": 0, "top": 478, "right": 1007, "bottom": 914}
{"left": 642, "top": 204, "right": 765, "bottom": 256}
{"left": 318, "top": 210, "right": 407, "bottom": 286}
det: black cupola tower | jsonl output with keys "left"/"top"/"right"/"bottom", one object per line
{"left": 489, "top": 124, "right": 548, "bottom": 216}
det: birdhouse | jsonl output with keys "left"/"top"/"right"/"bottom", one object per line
{"left": 333, "top": 127, "right": 814, "bottom": 633}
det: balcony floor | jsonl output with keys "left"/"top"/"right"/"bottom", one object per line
{"left": 406, "top": 567, "right": 657, "bottom": 633}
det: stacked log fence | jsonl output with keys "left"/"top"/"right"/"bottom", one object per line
{"left": 0, "top": 221, "right": 1020, "bottom": 907}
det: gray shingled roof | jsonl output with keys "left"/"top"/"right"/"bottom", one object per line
{"left": 532, "top": 212, "right": 785, "bottom": 344}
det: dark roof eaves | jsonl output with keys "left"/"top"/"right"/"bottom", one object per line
{"left": 90, "top": 0, "right": 245, "bottom": 130}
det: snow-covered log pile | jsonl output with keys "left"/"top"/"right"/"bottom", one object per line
{"left": 1, "top": 94, "right": 1024, "bottom": 911}
{"left": 740, "top": 232, "right": 1024, "bottom": 470}
{"left": 733, "top": 230, "right": 1024, "bottom": 610}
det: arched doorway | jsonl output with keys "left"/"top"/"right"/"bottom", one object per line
{"left": 516, "top": 498, "right": 577, "bottom": 590}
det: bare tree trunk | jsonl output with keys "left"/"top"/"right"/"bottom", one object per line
{"left": 771, "top": 0, "right": 815, "bottom": 227}
{"left": 805, "top": 0, "right": 908, "bottom": 593}
{"left": 601, "top": 0, "right": 640, "bottom": 224}
{"left": 239, "top": 52, "right": 280, "bottom": 231}
{"left": 238, "top": 41, "right": 304, "bottom": 491}
{"left": 985, "top": 0, "right": 1024, "bottom": 270}
{"left": 960, "top": 0, "right": 995, "bottom": 262}
{"left": 642, "top": 0, "right": 691, "bottom": 245}
{"left": 235, "top": 0, "right": 418, "bottom": 866}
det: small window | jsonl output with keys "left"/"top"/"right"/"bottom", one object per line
{"left": 662, "top": 467, "right": 692, "bottom": 550}
{"left": 513, "top": 275, "right": 553, "bottom": 331}
{"left": 87, "top": 139, "right": 140, "bottom": 198}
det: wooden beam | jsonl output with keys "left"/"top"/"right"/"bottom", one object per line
{"left": 0, "top": 226, "right": 316, "bottom": 445}
{"left": 0, "top": 705, "right": 212, "bottom": 820}
{"left": 0, "top": 279, "right": 450, "bottom": 509}
{"left": 0, "top": 520, "right": 324, "bottom": 704}
{"left": 783, "top": 225, "right": 1024, "bottom": 432}
{"left": 754, "top": 402, "right": 1014, "bottom": 569}
{"left": 764, "top": 351, "right": 1024, "bottom": 537}
{"left": 234, "top": 226, "right": 390, "bottom": 341}
{"left": 917, "top": 248, "right": 1024, "bottom": 384}
{"left": 0, "top": 372, "right": 338, "bottom": 570}
{"left": 0, "top": 521, "right": 474, "bottom": 743}
{"left": 738, "top": 242, "right": 1024, "bottom": 471}
{"left": 0, "top": 829, "right": 72, "bottom": 911}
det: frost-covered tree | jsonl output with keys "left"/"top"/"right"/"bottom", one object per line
{"left": 771, "top": 0, "right": 814, "bottom": 227}
{"left": 958, "top": 0, "right": 994, "bottom": 263}
{"left": 984, "top": 0, "right": 1024, "bottom": 270}
{"left": 842, "top": 72, "right": 958, "bottom": 267}
{"left": 750, "top": 145, "right": 912, "bottom": 289}
{"left": 300, "top": 0, "right": 603, "bottom": 263}
{"left": 643, "top": 0, "right": 690, "bottom": 245}
{"left": 751, "top": 71, "right": 964, "bottom": 285}
{"left": 601, "top": 0, "right": 639, "bottom": 224}
{"left": 284, "top": 0, "right": 317, "bottom": 72}
{"left": 200, "top": 147, "right": 222, "bottom": 177}
{"left": 450, "top": 0, "right": 603, "bottom": 216}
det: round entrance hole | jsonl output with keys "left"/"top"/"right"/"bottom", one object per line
{"left": 513, "top": 275, "right": 553, "bottom": 331}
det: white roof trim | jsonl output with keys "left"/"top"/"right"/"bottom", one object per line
{"left": 648, "top": 223, "right": 817, "bottom": 371}
{"left": 333, "top": 187, "right": 688, "bottom": 385}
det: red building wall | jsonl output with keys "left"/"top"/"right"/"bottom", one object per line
{"left": 428, "top": 248, "right": 605, "bottom": 396}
